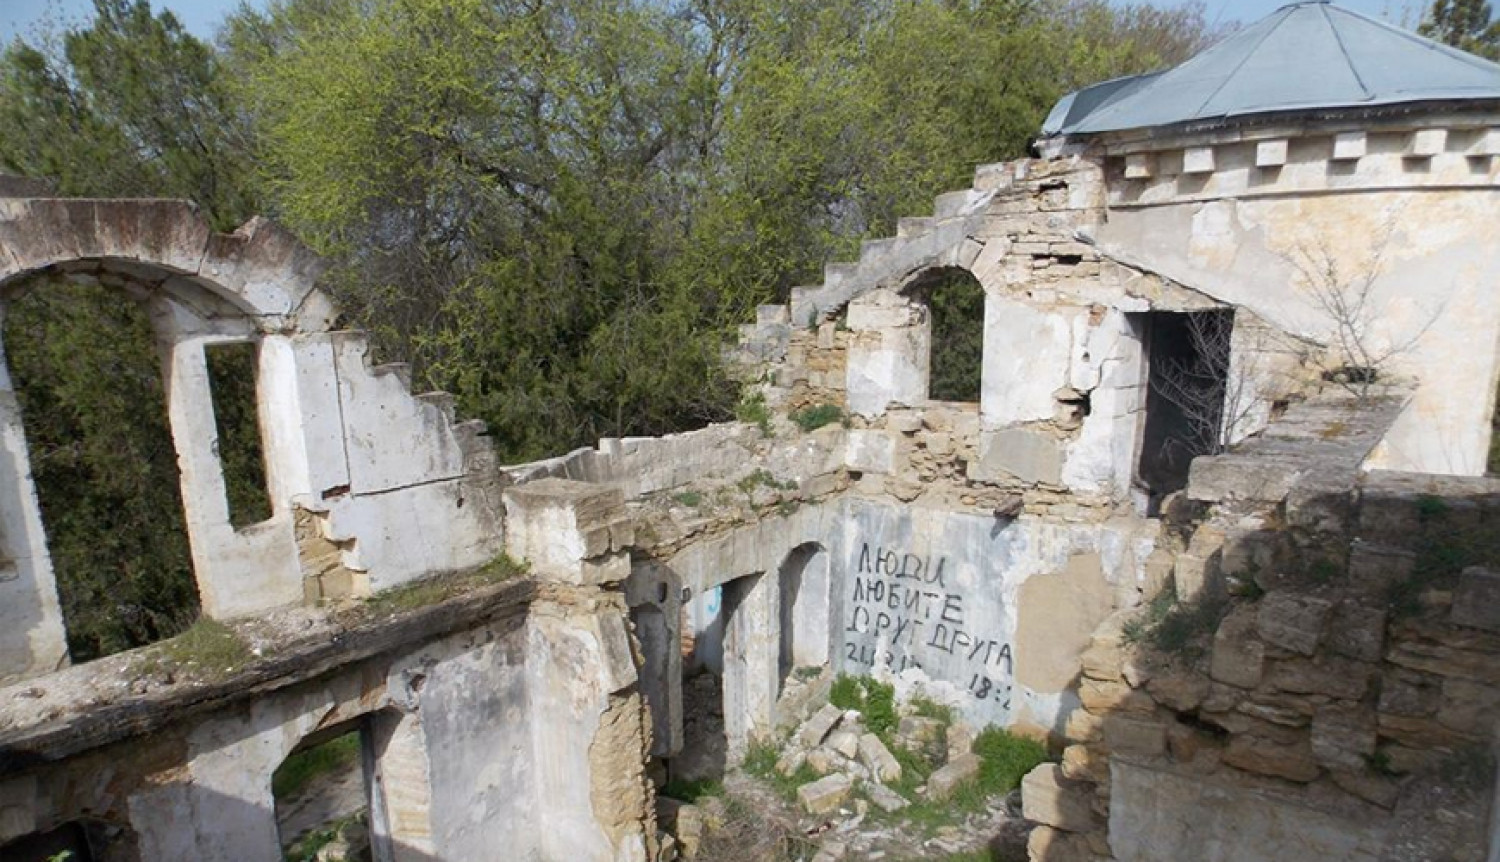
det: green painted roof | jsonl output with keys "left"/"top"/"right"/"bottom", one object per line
{"left": 1043, "top": 1, "right": 1500, "bottom": 136}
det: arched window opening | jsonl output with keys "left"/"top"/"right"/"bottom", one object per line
{"left": 5, "top": 278, "right": 198, "bottom": 662}
{"left": 778, "top": 542, "right": 830, "bottom": 695}
{"left": 906, "top": 267, "right": 985, "bottom": 403}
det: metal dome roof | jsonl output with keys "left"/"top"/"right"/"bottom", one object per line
{"left": 1042, "top": 1, "right": 1500, "bottom": 136}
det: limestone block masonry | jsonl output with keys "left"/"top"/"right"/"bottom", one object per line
{"left": 7, "top": 36, "right": 1500, "bottom": 858}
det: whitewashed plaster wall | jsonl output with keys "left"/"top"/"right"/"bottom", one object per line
{"left": 0, "top": 199, "right": 510, "bottom": 683}
{"left": 831, "top": 498, "right": 1156, "bottom": 735}
{"left": 0, "top": 305, "right": 68, "bottom": 685}
{"left": 0, "top": 614, "right": 559, "bottom": 862}
{"left": 633, "top": 495, "right": 1158, "bottom": 750}
{"left": 285, "top": 332, "right": 504, "bottom": 594}
{"left": 1092, "top": 133, "right": 1500, "bottom": 476}
{"left": 846, "top": 288, "right": 931, "bottom": 417}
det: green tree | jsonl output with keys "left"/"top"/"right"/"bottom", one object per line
{"left": 0, "top": 2, "right": 261, "bottom": 658}
{"left": 220, "top": 0, "right": 1215, "bottom": 460}
{"left": 1420, "top": 0, "right": 1500, "bottom": 60}
{"left": 0, "top": 0, "right": 258, "bottom": 228}
{"left": 5, "top": 281, "right": 199, "bottom": 661}
{"left": 0, "top": 0, "right": 1214, "bottom": 655}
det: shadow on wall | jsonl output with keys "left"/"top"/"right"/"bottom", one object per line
{"left": 0, "top": 782, "right": 444, "bottom": 862}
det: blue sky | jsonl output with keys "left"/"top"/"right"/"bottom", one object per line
{"left": 0, "top": 0, "right": 1433, "bottom": 43}
{"left": 0, "top": 0, "right": 259, "bottom": 42}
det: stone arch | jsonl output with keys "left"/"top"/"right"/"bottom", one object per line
{"left": 0, "top": 199, "right": 333, "bottom": 330}
{"left": 0, "top": 198, "right": 336, "bottom": 683}
{"left": 270, "top": 707, "right": 434, "bottom": 861}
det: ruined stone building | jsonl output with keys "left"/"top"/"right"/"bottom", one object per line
{"left": 1, "top": 2, "right": 1499, "bottom": 860}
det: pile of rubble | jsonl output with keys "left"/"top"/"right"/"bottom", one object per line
{"left": 659, "top": 689, "right": 1037, "bottom": 861}
{"left": 777, "top": 702, "right": 980, "bottom": 818}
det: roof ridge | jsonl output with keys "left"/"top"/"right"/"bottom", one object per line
{"left": 1323, "top": 2, "right": 1500, "bottom": 76}
{"left": 1075, "top": 5, "right": 1295, "bottom": 132}
{"left": 1191, "top": 4, "right": 1299, "bottom": 118}
{"left": 1320, "top": 2, "right": 1372, "bottom": 101}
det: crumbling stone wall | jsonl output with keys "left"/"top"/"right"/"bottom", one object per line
{"left": 1030, "top": 396, "right": 1500, "bottom": 861}
{"left": 0, "top": 478, "right": 659, "bottom": 862}
{"left": 0, "top": 199, "right": 655, "bottom": 862}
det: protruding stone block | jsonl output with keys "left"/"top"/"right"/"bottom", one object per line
{"left": 1124, "top": 153, "right": 1154, "bottom": 179}
{"left": 1466, "top": 128, "right": 1500, "bottom": 156}
{"left": 797, "top": 773, "right": 852, "bottom": 815}
{"left": 1255, "top": 139, "right": 1289, "bottom": 167}
{"left": 1182, "top": 146, "right": 1215, "bottom": 174}
{"left": 1406, "top": 128, "right": 1447, "bottom": 157}
{"left": 928, "top": 753, "right": 982, "bottom": 800}
{"left": 1332, "top": 132, "right": 1366, "bottom": 161}
{"left": 504, "top": 478, "right": 631, "bottom": 584}
{"left": 1451, "top": 566, "right": 1500, "bottom": 632}
{"left": 1021, "top": 763, "right": 1096, "bottom": 832}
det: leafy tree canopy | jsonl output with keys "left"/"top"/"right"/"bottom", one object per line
{"left": 1420, "top": 0, "right": 1500, "bottom": 60}
{"left": 0, "top": 0, "right": 1216, "bottom": 654}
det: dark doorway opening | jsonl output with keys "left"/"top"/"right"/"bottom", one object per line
{"left": 1137, "top": 309, "right": 1234, "bottom": 509}
{"left": 0, "top": 819, "right": 138, "bottom": 862}
{"left": 273, "top": 722, "right": 374, "bottom": 862}
{"left": 671, "top": 574, "right": 759, "bottom": 786}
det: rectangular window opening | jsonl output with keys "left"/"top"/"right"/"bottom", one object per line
{"left": 205, "top": 342, "right": 274, "bottom": 528}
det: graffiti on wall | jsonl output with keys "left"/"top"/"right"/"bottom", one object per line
{"left": 842, "top": 541, "right": 1013, "bottom": 710}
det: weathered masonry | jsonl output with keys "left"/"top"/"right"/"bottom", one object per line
{"left": 2, "top": 2, "right": 1500, "bottom": 860}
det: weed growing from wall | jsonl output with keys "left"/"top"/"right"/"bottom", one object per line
{"left": 790, "top": 403, "right": 844, "bottom": 433}
{"left": 736, "top": 392, "right": 773, "bottom": 436}
{"left": 1121, "top": 585, "right": 1229, "bottom": 660}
